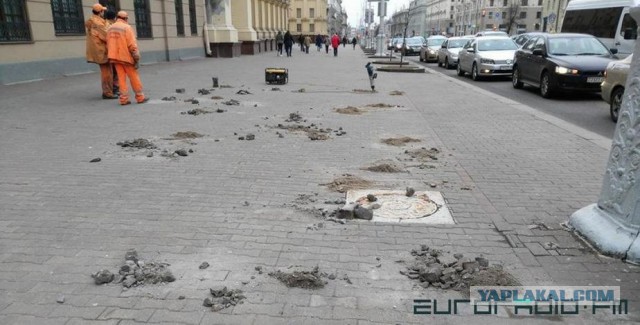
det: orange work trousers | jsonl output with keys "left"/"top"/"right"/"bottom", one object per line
{"left": 99, "top": 63, "right": 114, "bottom": 97}
{"left": 113, "top": 63, "right": 145, "bottom": 104}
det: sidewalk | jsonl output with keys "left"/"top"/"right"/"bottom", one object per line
{"left": 0, "top": 44, "right": 638, "bottom": 325}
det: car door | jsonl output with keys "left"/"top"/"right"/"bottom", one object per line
{"left": 460, "top": 40, "right": 475, "bottom": 72}
{"left": 516, "top": 37, "right": 537, "bottom": 83}
{"left": 529, "top": 37, "right": 547, "bottom": 84}
{"left": 615, "top": 9, "right": 637, "bottom": 57}
{"left": 439, "top": 40, "right": 448, "bottom": 62}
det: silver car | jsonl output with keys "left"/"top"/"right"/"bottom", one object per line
{"left": 602, "top": 54, "right": 632, "bottom": 122}
{"left": 436, "top": 37, "right": 469, "bottom": 69}
{"left": 457, "top": 36, "right": 519, "bottom": 81}
{"left": 420, "top": 36, "right": 447, "bottom": 62}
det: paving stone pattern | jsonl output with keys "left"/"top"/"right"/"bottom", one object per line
{"left": 0, "top": 46, "right": 638, "bottom": 324}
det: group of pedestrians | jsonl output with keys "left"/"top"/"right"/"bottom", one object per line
{"left": 274, "top": 32, "right": 358, "bottom": 57}
{"left": 85, "top": 3, "right": 147, "bottom": 105}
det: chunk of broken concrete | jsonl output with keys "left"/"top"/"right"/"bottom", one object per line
{"left": 354, "top": 205, "right": 373, "bottom": 220}
{"left": 92, "top": 269, "right": 114, "bottom": 285}
{"left": 338, "top": 202, "right": 357, "bottom": 219}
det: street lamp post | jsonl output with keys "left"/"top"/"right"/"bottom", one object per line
{"left": 569, "top": 4, "right": 640, "bottom": 264}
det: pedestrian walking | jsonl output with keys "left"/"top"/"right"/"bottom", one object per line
{"left": 315, "top": 34, "right": 323, "bottom": 52}
{"left": 352, "top": 36, "right": 357, "bottom": 50}
{"left": 342, "top": 35, "right": 348, "bottom": 47}
{"left": 303, "top": 35, "right": 311, "bottom": 54}
{"left": 107, "top": 11, "right": 148, "bottom": 105}
{"left": 324, "top": 36, "right": 330, "bottom": 54}
{"left": 104, "top": 9, "right": 119, "bottom": 96}
{"left": 331, "top": 33, "right": 340, "bottom": 57}
{"left": 275, "top": 31, "right": 284, "bottom": 56}
{"left": 298, "top": 35, "right": 304, "bottom": 51}
{"left": 284, "top": 31, "right": 294, "bottom": 57}
{"left": 85, "top": 3, "right": 116, "bottom": 99}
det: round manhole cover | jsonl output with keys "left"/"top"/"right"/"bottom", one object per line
{"left": 356, "top": 193, "right": 439, "bottom": 220}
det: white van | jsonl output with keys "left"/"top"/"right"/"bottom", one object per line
{"left": 561, "top": 0, "right": 638, "bottom": 57}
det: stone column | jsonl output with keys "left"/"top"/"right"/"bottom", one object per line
{"left": 205, "top": 0, "right": 240, "bottom": 57}
{"left": 232, "top": 0, "right": 259, "bottom": 55}
{"left": 569, "top": 5, "right": 640, "bottom": 263}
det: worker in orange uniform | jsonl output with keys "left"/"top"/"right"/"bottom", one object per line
{"left": 107, "top": 11, "right": 149, "bottom": 105}
{"left": 85, "top": 3, "right": 116, "bottom": 99}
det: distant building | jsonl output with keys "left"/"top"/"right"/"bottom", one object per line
{"left": 288, "top": 0, "right": 328, "bottom": 35}
{"left": 452, "top": 0, "right": 543, "bottom": 36}
{"left": 542, "top": 0, "right": 570, "bottom": 33}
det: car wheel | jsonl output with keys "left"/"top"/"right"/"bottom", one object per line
{"left": 456, "top": 62, "right": 465, "bottom": 76}
{"left": 445, "top": 57, "right": 451, "bottom": 69}
{"left": 540, "top": 71, "right": 554, "bottom": 98}
{"left": 512, "top": 66, "right": 523, "bottom": 89}
{"left": 471, "top": 63, "right": 481, "bottom": 81}
{"left": 610, "top": 87, "right": 624, "bottom": 123}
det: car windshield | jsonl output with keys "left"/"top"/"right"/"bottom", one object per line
{"left": 478, "top": 39, "right": 518, "bottom": 51}
{"left": 427, "top": 38, "right": 446, "bottom": 46}
{"left": 547, "top": 37, "right": 610, "bottom": 56}
{"left": 405, "top": 38, "right": 423, "bottom": 45}
{"left": 448, "top": 39, "right": 467, "bottom": 48}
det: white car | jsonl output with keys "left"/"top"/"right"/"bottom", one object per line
{"left": 436, "top": 37, "right": 469, "bottom": 69}
{"left": 457, "top": 36, "right": 519, "bottom": 81}
{"left": 602, "top": 54, "right": 632, "bottom": 122}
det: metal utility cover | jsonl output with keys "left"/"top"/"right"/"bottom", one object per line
{"left": 346, "top": 190, "right": 454, "bottom": 224}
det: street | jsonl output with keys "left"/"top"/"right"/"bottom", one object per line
{"left": 409, "top": 56, "right": 617, "bottom": 138}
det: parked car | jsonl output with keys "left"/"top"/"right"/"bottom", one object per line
{"left": 401, "top": 37, "right": 425, "bottom": 56}
{"left": 512, "top": 32, "right": 545, "bottom": 47}
{"left": 602, "top": 54, "right": 632, "bottom": 122}
{"left": 457, "top": 36, "right": 518, "bottom": 81}
{"left": 420, "top": 36, "right": 447, "bottom": 62}
{"left": 436, "top": 37, "right": 469, "bottom": 68}
{"left": 475, "top": 31, "right": 508, "bottom": 37}
{"left": 512, "top": 33, "right": 618, "bottom": 98}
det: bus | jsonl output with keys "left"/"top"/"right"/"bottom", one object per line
{"left": 561, "top": 0, "right": 638, "bottom": 57}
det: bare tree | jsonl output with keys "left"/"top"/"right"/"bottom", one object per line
{"left": 398, "top": 2, "right": 420, "bottom": 64}
{"left": 504, "top": 0, "right": 522, "bottom": 35}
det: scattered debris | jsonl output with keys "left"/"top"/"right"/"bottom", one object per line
{"left": 198, "top": 88, "right": 211, "bottom": 95}
{"left": 220, "top": 84, "right": 233, "bottom": 88}
{"left": 56, "top": 294, "right": 65, "bottom": 304}
{"left": 269, "top": 266, "right": 326, "bottom": 289}
{"left": 389, "top": 90, "right": 405, "bottom": 96}
{"left": 236, "top": 90, "right": 252, "bottom": 95}
{"left": 294, "top": 88, "right": 306, "bottom": 93}
{"left": 460, "top": 187, "right": 471, "bottom": 191}
{"left": 117, "top": 138, "right": 157, "bottom": 150}
{"left": 161, "top": 96, "right": 177, "bottom": 101}
{"left": 182, "top": 108, "right": 212, "bottom": 115}
{"left": 401, "top": 245, "right": 519, "bottom": 292}
{"left": 322, "top": 174, "right": 374, "bottom": 193}
{"left": 90, "top": 158, "right": 101, "bottom": 163}
{"left": 405, "top": 147, "right": 440, "bottom": 161}
{"left": 271, "top": 87, "right": 281, "bottom": 91}
{"left": 245, "top": 134, "right": 255, "bottom": 141}
{"left": 382, "top": 137, "right": 421, "bottom": 146}
{"left": 189, "top": 99, "right": 199, "bottom": 104}
{"left": 222, "top": 99, "right": 240, "bottom": 106}
{"left": 176, "top": 88, "right": 185, "bottom": 93}
{"left": 366, "top": 194, "right": 377, "bottom": 202}
{"left": 277, "top": 124, "right": 330, "bottom": 141}
{"left": 334, "top": 106, "right": 364, "bottom": 115}
{"left": 199, "top": 262, "right": 210, "bottom": 270}
{"left": 406, "top": 187, "right": 415, "bottom": 197}
{"left": 178, "top": 295, "right": 186, "bottom": 300}
{"left": 362, "top": 163, "right": 403, "bottom": 173}
{"left": 203, "top": 287, "right": 245, "bottom": 312}
{"left": 174, "top": 149, "right": 188, "bottom": 157}
{"left": 215, "top": 109, "right": 225, "bottom": 113}
{"left": 366, "top": 103, "right": 396, "bottom": 108}
{"left": 286, "top": 112, "right": 303, "bottom": 122}
{"left": 171, "top": 131, "right": 203, "bottom": 139}
{"left": 211, "top": 96, "right": 223, "bottom": 100}
{"left": 91, "top": 249, "right": 176, "bottom": 288}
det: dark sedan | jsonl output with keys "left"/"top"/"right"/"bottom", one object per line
{"left": 512, "top": 33, "right": 618, "bottom": 98}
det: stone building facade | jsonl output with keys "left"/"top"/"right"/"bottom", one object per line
{"left": 288, "top": 0, "right": 328, "bottom": 35}
{"left": 0, "top": 0, "right": 289, "bottom": 85}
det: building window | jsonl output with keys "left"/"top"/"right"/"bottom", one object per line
{"left": 488, "top": 11, "right": 493, "bottom": 19}
{"left": 99, "top": 0, "right": 119, "bottom": 13}
{"left": 536, "top": 11, "right": 541, "bottom": 19}
{"left": 134, "top": 0, "right": 152, "bottom": 38}
{"left": 175, "top": 0, "right": 184, "bottom": 36}
{"left": 310, "top": 8, "right": 314, "bottom": 18}
{"left": 188, "top": 0, "right": 197, "bottom": 35}
{"left": 503, "top": 0, "right": 507, "bottom": 6}
{"left": 296, "top": 23, "right": 301, "bottom": 32}
{"left": 522, "top": 0, "right": 528, "bottom": 6}
{"left": 1, "top": 0, "right": 32, "bottom": 42}
{"left": 538, "top": 0, "right": 543, "bottom": 5}
{"left": 51, "top": 0, "right": 85, "bottom": 35}
{"left": 520, "top": 11, "right": 526, "bottom": 19}
{"left": 502, "top": 11, "right": 507, "bottom": 19}
{"left": 309, "top": 23, "right": 315, "bottom": 32}
{"left": 296, "top": 8, "right": 301, "bottom": 18}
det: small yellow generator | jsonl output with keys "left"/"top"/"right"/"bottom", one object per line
{"left": 265, "top": 68, "right": 288, "bottom": 85}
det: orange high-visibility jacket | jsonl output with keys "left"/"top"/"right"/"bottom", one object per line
{"left": 107, "top": 19, "right": 140, "bottom": 65}
{"left": 85, "top": 15, "right": 109, "bottom": 64}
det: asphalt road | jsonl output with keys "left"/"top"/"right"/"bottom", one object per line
{"left": 408, "top": 56, "right": 617, "bottom": 139}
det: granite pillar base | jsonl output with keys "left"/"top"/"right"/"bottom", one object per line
{"left": 209, "top": 42, "right": 242, "bottom": 58}
{"left": 241, "top": 41, "right": 260, "bottom": 55}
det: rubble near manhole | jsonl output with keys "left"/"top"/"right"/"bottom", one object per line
{"left": 401, "top": 245, "right": 520, "bottom": 293}
{"left": 322, "top": 174, "right": 374, "bottom": 193}
{"left": 116, "top": 138, "right": 157, "bottom": 150}
{"left": 389, "top": 90, "right": 405, "bottom": 96}
{"left": 405, "top": 147, "right": 440, "bottom": 161}
{"left": 381, "top": 137, "right": 421, "bottom": 147}
{"left": 346, "top": 190, "right": 454, "bottom": 224}
{"left": 203, "top": 286, "right": 246, "bottom": 311}
{"left": 91, "top": 249, "right": 176, "bottom": 288}
{"left": 170, "top": 131, "right": 203, "bottom": 139}
{"left": 277, "top": 124, "right": 330, "bottom": 141}
{"left": 334, "top": 106, "right": 364, "bottom": 115}
{"left": 362, "top": 163, "right": 404, "bottom": 173}
{"left": 181, "top": 108, "right": 212, "bottom": 115}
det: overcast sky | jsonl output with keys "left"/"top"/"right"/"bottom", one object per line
{"left": 343, "top": 0, "right": 412, "bottom": 27}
